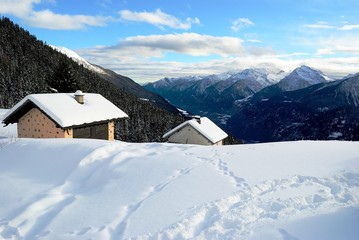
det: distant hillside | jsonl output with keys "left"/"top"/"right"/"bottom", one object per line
{"left": 0, "top": 17, "right": 183, "bottom": 142}
{"left": 227, "top": 75, "right": 359, "bottom": 142}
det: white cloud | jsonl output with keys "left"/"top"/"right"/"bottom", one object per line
{"left": 303, "top": 23, "right": 335, "bottom": 29}
{"left": 303, "top": 21, "right": 359, "bottom": 31}
{"left": 338, "top": 24, "right": 359, "bottom": 30}
{"left": 25, "top": 10, "right": 111, "bottom": 30}
{"left": 0, "top": 0, "right": 112, "bottom": 30}
{"left": 77, "top": 45, "right": 359, "bottom": 83}
{"left": 0, "top": 0, "right": 40, "bottom": 17}
{"left": 76, "top": 31, "right": 359, "bottom": 83}
{"left": 101, "top": 33, "right": 246, "bottom": 57}
{"left": 314, "top": 36, "right": 359, "bottom": 55}
{"left": 231, "top": 18, "right": 254, "bottom": 32}
{"left": 75, "top": 33, "right": 281, "bottom": 82}
{"left": 119, "top": 9, "right": 200, "bottom": 30}
{"left": 77, "top": 33, "right": 338, "bottom": 83}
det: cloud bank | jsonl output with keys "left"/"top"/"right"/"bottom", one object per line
{"left": 76, "top": 32, "right": 359, "bottom": 83}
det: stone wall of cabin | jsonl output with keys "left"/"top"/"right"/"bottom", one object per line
{"left": 17, "top": 108, "right": 72, "bottom": 138}
{"left": 167, "top": 125, "right": 214, "bottom": 145}
{"left": 17, "top": 107, "right": 115, "bottom": 140}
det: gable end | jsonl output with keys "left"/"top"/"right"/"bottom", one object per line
{"left": 2, "top": 100, "right": 63, "bottom": 128}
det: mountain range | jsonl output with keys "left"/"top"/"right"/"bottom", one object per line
{"left": 144, "top": 66, "right": 359, "bottom": 142}
{"left": 143, "top": 65, "right": 332, "bottom": 120}
{"left": 144, "top": 68, "right": 287, "bottom": 116}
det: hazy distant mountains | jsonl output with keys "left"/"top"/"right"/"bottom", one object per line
{"left": 144, "top": 66, "right": 359, "bottom": 142}
{"left": 144, "top": 68, "right": 287, "bottom": 115}
{"left": 144, "top": 65, "right": 331, "bottom": 119}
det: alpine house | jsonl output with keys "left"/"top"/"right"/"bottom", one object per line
{"left": 2, "top": 91, "right": 128, "bottom": 141}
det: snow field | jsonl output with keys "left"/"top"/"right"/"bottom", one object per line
{"left": 0, "top": 138, "right": 358, "bottom": 240}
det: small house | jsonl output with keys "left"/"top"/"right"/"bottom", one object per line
{"left": 163, "top": 117, "right": 228, "bottom": 146}
{"left": 2, "top": 91, "right": 128, "bottom": 141}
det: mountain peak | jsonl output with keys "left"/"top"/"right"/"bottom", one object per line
{"left": 277, "top": 65, "right": 330, "bottom": 91}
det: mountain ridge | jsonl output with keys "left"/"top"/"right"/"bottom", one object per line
{"left": 52, "top": 46, "right": 179, "bottom": 113}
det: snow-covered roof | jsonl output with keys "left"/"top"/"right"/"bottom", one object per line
{"left": 2, "top": 93, "right": 128, "bottom": 128}
{"left": 163, "top": 117, "right": 228, "bottom": 144}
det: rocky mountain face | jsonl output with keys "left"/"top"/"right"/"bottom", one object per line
{"left": 0, "top": 17, "right": 183, "bottom": 142}
{"left": 227, "top": 75, "right": 359, "bottom": 142}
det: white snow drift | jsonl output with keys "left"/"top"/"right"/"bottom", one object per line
{"left": 0, "top": 114, "right": 358, "bottom": 239}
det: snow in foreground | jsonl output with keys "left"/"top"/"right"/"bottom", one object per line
{"left": 0, "top": 138, "right": 358, "bottom": 240}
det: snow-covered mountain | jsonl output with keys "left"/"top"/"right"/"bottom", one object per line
{"left": 229, "top": 67, "right": 286, "bottom": 87}
{"left": 277, "top": 65, "right": 332, "bottom": 91}
{"left": 0, "top": 131, "right": 358, "bottom": 239}
{"left": 148, "top": 75, "right": 202, "bottom": 90}
{"left": 145, "top": 68, "right": 286, "bottom": 95}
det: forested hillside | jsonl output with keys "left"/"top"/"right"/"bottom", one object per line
{"left": 227, "top": 76, "right": 359, "bottom": 142}
{"left": 0, "top": 17, "right": 183, "bottom": 142}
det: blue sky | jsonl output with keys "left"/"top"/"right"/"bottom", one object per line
{"left": 1, "top": 0, "right": 359, "bottom": 83}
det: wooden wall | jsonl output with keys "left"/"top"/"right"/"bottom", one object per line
{"left": 73, "top": 122, "right": 111, "bottom": 140}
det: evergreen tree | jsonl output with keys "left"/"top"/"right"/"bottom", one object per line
{"left": 48, "top": 58, "right": 79, "bottom": 92}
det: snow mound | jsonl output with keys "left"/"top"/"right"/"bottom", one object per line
{"left": 0, "top": 109, "right": 17, "bottom": 140}
{"left": 0, "top": 139, "right": 358, "bottom": 240}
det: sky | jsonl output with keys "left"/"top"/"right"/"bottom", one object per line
{"left": 1, "top": 0, "right": 359, "bottom": 83}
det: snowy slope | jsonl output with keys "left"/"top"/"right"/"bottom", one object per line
{"left": 0, "top": 109, "right": 17, "bottom": 139}
{"left": 0, "top": 135, "right": 358, "bottom": 240}
{"left": 51, "top": 46, "right": 107, "bottom": 75}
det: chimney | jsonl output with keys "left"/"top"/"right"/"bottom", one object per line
{"left": 74, "top": 90, "right": 84, "bottom": 104}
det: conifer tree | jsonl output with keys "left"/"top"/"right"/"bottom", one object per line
{"left": 48, "top": 59, "right": 79, "bottom": 92}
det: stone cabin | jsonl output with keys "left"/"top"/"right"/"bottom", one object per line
{"left": 163, "top": 117, "right": 228, "bottom": 146}
{"left": 2, "top": 91, "right": 128, "bottom": 141}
